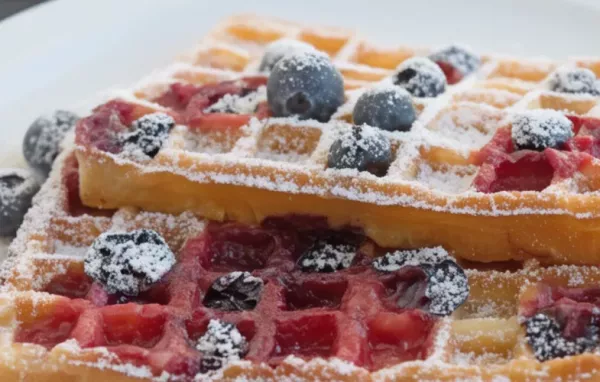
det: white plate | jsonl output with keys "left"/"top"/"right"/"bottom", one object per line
{"left": 0, "top": 0, "right": 599, "bottom": 255}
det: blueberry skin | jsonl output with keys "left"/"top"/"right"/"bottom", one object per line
{"left": 267, "top": 52, "right": 345, "bottom": 122}
{"left": 259, "top": 38, "right": 316, "bottom": 73}
{"left": 22, "top": 110, "right": 79, "bottom": 179}
{"left": 511, "top": 110, "right": 573, "bottom": 151}
{"left": 121, "top": 113, "right": 175, "bottom": 158}
{"left": 353, "top": 86, "right": 416, "bottom": 132}
{"left": 327, "top": 125, "right": 392, "bottom": 176}
{"left": 393, "top": 57, "right": 447, "bottom": 98}
{"left": 0, "top": 169, "right": 40, "bottom": 236}
{"left": 203, "top": 272, "right": 264, "bottom": 311}
{"left": 548, "top": 68, "right": 600, "bottom": 96}
{"left": 429, "top": 45, "right": 480, "bottom": 76}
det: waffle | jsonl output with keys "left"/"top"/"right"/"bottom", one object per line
{"left": 4, "top": 141, "right": 600, "bottom": 380}
{"left": 72, "top": 15, "right": 600, "bottom": 265}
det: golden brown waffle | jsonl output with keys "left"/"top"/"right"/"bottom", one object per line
{"left": 4, "top": 145, "right": 600, "bottom": 380}
{"left": 73, "top": 15, "right": 600, "bottom": 265}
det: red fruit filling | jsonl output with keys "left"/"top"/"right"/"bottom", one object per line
{"left": 473, "top": 116, "right": 600, "bottom": 193}
{"left": 520, "top": 283, "right": 600, "bottom": 343}
{"left": 17, "top": 214, "right": 449, "bottom": 375}
{"left": 435, "top": 61, "right": 464, "bottom": 85}
{"left": 75, "top": 77, "right": 270, "bottom": 155}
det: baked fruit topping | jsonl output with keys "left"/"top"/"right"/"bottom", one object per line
{"left": 548, "top": 67, "right": 600, "bottom": 96}
{"left": 84, "top": 229, "right": 176, "bottom": 296}
{"left": 0, "top": 169, "right": 40, "bottom": 235}
{"left": 353, "top": 84, "right": 416, "bottom": 132}
{"left": 327, "top": 124, "right": 392, "bottom": 176}
{"left": 203, "top": 271, "right": 264, "bottom": 311}
{"left": 429, "top": 44, "right": 480, "bottom": 85}
{"left": 121, "top": 112, "right": 175, "bottom": 159}
{"left": 393, "top": 57, "right": 447, "bottom": 98}
{"left": 23, "top": 110, "right": 79, "bottom": 178}
{"left": 267, "top": 51, "right": 345, "bottom": 122}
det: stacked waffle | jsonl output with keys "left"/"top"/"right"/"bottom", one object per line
{"left": 3, "top": 14, "right": 600, "bottom": 381}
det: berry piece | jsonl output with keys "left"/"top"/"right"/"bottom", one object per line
{"left": 429, "top": 45, "right": 480, "bottom": 84}
{"left": 259, "top": 38, "right": 316, "bottom": 73}
{"left": 84, "top": 229, "right": 176, "bottom": 296}
{"left": 298, "top": 238, "right": 357, "bottom": 273}
{"left": 327, "top": 125, "right": 392, "bottom": 176}
{"left": 203, "top": 271, "right": 264, "bottom": 311}
{"left": 23, "top": 110, "right": 79, "bottom": 178}
{"left": 525, "top": 313, "right": 598, "bottom": 361}
{"left": 0, "top": 169, "right": 40, "bottom": 236}
{"left": 511, "top": 110, "right": 573, "bottom": 151}
{"left": 424, "top": 260, "right": 469, "bottom": 316}
{"left": 197, "top": 319, "right": 248, "bottom": 372}
{"left": 393, "top": 57, "right": 447, "bottom": 98}
{"left": 548, "top": 67, "right": 600, "bottom": 96}
{"left": 121, "top": 113, "right": 175, "bottom": 159}
{"left": 267, "top": 51, "right": 344, "bottom": 122}
{"left": 372, "top": 247, "right": 450, "bottom": 272}
{"left": 373, "top": 247, "right": 468, "bottom": 316}
{"left": 353, "top": 85, "right": 416, "bottom": 132}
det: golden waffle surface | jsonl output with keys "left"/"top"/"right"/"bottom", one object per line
{"left": 4, "top": 14, "right": 600, "bottom": 381}
{"left": 74, "top": 15, "right": 600, "bottom": 265}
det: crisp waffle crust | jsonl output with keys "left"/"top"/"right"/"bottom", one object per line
{"left": 5, "top": 14, "right": 600, "bottom": 382}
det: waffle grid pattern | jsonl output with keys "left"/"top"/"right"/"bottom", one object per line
{"left": 5, "top": 14, "right": 600, "bottom": 381}
{"left": 75, "top": 15, "right": 600, "bottom": 264}
{"left": 2, "top": 146, "right": 600, "bottom": 380}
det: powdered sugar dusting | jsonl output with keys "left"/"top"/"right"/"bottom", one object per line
{"left": 373, "top": 246, "right": 451, "bottom": 271}
{"left": 204, "top": 86, "right": 267, "bottom": 115}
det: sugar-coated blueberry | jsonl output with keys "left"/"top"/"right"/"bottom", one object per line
{"left": 327, "top": 124, "right": 392, "bottom": 176}
{"left": 429, "top": 45, "right": 480, "bottom": 82}
{"left": 84, "top": 229, "right": 176, "bottom": 296}
{"left": 393, "top": 57, "right": 447, "bottom": 98}
{"left": 22, "top": 110, "right": 79, "bottom": 178}
{"left": 121, "top": 112, "right": 175, "bottom": 158}
{"left": 511, "top": 110, "right": 573, "bottom": 151}
{"left": 0, "top": 169, "right": 40, "bottom": 236}
{"left": 197, "top": 319, "right": 248, "bottom": 372}
{"left": 548, "top": 67, "right": 600, "bottom": 96}
{"left": 267, "top": 51, "right": 345, "bottom": 122}
{"left": 259, "top": 38, "right": 317, "bottom": 73}
{"left": 353, "top": 85, "right": 416, "bottom": 132}
{"left": 203, "top": 271, "right": 264, "bottom": 311}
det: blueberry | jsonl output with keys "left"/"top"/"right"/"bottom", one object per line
{"left": 372, "top": 247, "right": 468, "bottom": 316}
{"left": 423, "top": 260, "right": 469, "bottom": 316}
{"left": 393, "top": 57, "right": 447, "bottom": 98}
{"left": 525, "top": 313, "right": 598, "bottom": 362}
{"left": 267, "top": 51, "right": 345, "bottom": 122}
{"left": 548, "top": 68, "right": 600, "bottom": 96}
{"left": 0, "top": 169, "right": 40, "bottom": 236}
{"left": 327, "top": 125, "right": 392, "bottom": 176}
{"left": 353, "top": 85, "right": 416, "bottom": 132}
{"left": 22, "top": 110, "right": 79, "bottom": 178}
{"left": 259, "top": 38, "right": 316, "bottom": 73}
{"left": 84, "top": 229, "right": 176, "bottom": 296}
{"left": 429, "top": 45, "right": 480, "bottom": 79}
{"left": 511, "top": 110, "right": 573, "bottom": 151}
{"left": 121, "top": 112, "right": 175, "bottom": 158}
{"left": 298, "top": 238, "right": 357, "bottom": 273}
{"left": 197, "top": 319, "right": 248, "bottom": 372}
{"left": 203, "top": 271, "right": 263, "bottom": 311}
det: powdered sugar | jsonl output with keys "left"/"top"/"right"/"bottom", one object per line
{"left": 299, "top": 239, "right": 357, "bottom": 272}
{"left": 547, "top": 67, "right": 600, "bottom": 96}
{"left": 393, "top": 57, "right": 447, "bottom": 98}
{"left": 373, "top": 246, "right": 450, "bottom": 271}
{"left": 204, "top": 86, "right": 267, "bottom": 115}
{"left": 259, "top": 38, "right": 317, "bottom": 72}
{"left": 197, "top": 319, "right": 248, "bottom": 372}
{"left": 511, "top": 109, "right": 573, "bottom": 150}
{"left": 429, "top": 44, "right": 480, "bottom": 76}
{"left": 84, "top": 229, "right": 176, "bottom": 296}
